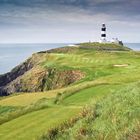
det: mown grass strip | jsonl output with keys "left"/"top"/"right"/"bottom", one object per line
{"left": 0, "top": 107, "right": 81, "bottom": 140}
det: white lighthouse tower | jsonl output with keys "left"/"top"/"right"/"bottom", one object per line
{"left": 100, "top": 23, "right": 107, "bottom": 43}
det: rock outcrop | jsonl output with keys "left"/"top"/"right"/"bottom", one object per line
{"left": 0, "top": 53, "right": 84, "bottom": 96}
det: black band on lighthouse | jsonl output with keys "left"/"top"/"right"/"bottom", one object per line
{"left": 101, "top": 34, "right": 106, "bottom": 37}
{"left": 102, "top": 28, "right": 106, "bottom": 31}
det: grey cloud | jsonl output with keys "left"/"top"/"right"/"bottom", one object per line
{"left": 0, "top": 0, "right": 139, "bottom": 15}
{"left": 0, "top": 0, "right": 140, "bottom": 43}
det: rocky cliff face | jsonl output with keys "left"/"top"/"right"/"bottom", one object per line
{"left": 0, "top": 56, "right": 35, "bottom": 96}
{"left": 0, "top": 52, "right": 84, "bottom": 96}
{"left": 0, "top": 58, "right": 33, "bottom": 88}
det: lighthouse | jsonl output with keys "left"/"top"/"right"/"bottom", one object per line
{"left": 98, "top": 23, "right": 123, "bottom": 45}
{"left": 100, "top": 23, "right": 107, "bottom": 43}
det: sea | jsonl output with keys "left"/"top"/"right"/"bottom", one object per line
{"left": 0, "top": 43, "right": 140, "bottom": 74}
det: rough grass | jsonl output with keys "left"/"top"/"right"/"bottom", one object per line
{"left": 0, "top": 106, "right": 17, "bottom": 115}
{"left": 40, "top": 82, "right": 140, "bottom": 140}
{"left": 0, "top": 91, "right": 57, "bottom": 107}
{"left": 0, "top": 99, "right": 49, "bottom": 125}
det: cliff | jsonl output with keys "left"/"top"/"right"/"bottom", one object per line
{"left": 0, "top": 52, "right": 84, "bottom": 96}
{"left": 0, "top": 42, "right": 130, "bottom": 96}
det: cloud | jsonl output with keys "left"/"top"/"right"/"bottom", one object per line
{"left": 0, "top": 1, "right": 139, "bottom": 21}
{"left": 0, "top": 0, "right": 140, "bottom": 43}
{"left": 0, "top": 0, "right": 139, "bottom": 22}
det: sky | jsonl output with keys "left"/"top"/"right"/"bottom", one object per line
{"left": 0, "top": 0, "right": 140, "bottom": 43}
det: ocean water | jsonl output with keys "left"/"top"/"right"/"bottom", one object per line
{"left": 0, "top": 43, "right": 139, "bottom": 74}
{"left": 124, "top": 43, "right": 140, "bottom": 51}
{"left": 0, "top": 43, "right": 69, "bottom": 74}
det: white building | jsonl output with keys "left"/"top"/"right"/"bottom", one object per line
{"left": 111, "top": 38, "right": 123, "bottom": 45}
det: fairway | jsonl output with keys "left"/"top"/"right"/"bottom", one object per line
{"left": 0, "top": 107, "right": 81, "bottom": 140}
{"left": 61, "top": 84, "right": 123, "bottom": 106}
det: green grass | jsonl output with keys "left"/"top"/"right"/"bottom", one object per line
{"left": 61, "top": 84, "right": 123, "bottom": 106}
{"left": 0, "top": 106, "right": 18, "bottom": 115}
{"left": 0, "top": 107, "right": 81, "bottom": 140}
{"left": 0, "top": 100, "right": 49, "bottom": 125}
{"left": 77, "top": 42, "right": 131, "bottom": 51}
{"left": 0, "top": 45, "right": 140, "bottom": 140}
{"left": 40, "top": 82, "right": 140, "bottom": 140}
{"left": 0, "top": 91, "right": 57, "bottom": 107}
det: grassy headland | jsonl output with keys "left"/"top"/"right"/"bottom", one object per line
{"left": 0, "top": 42, "right": 139, "bottom": 140}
